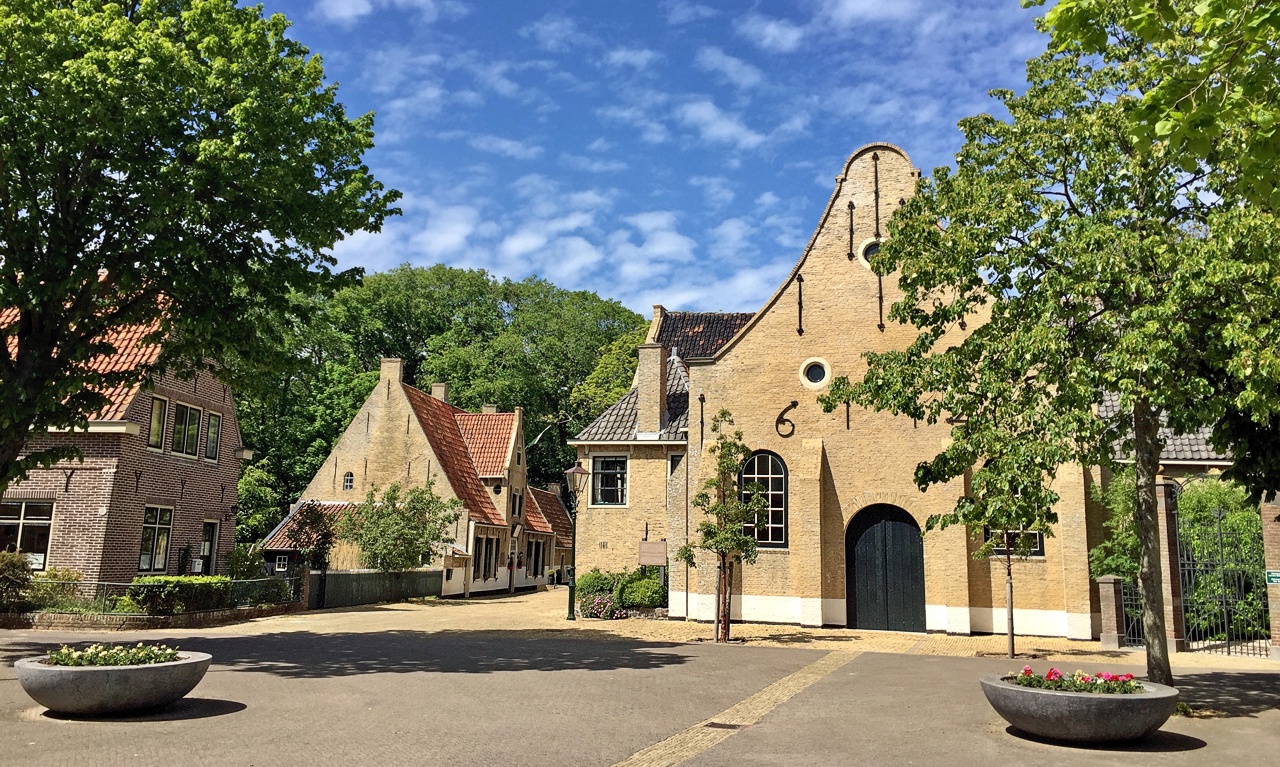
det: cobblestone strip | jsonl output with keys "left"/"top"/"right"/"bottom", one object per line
{"left": 610, "top": 651, "right": 860, "bottom": 767}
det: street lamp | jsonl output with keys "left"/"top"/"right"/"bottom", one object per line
{"left": 564, "top": 459, "right": 590, "bottom": 620}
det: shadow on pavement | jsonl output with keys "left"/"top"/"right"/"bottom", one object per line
{"left": 1004, "top": 726, "right": 1206, "bottom": 752}
{"left": 1, "top": 630, "right": 692, "bottom": 679}
{"left": 39, "top": 698, "right": 246, "bottom": 723}
{"left": 1173, "top": 671, "right": 1280, "bottom": 717}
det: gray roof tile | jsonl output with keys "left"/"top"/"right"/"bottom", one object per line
{"left": 1099, "top": 392, "right": 1229, "bottom": 463}
{"left": 657, "top": 312, "right": 754, "bottom": 359}
{"left": 575, "top": 358, "right": 688, "bottom": 442}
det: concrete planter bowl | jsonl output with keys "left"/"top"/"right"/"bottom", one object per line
{"left": 15, "top": 652, "right": 212, "bottom": 716}
{"left": 980, "top": 675, "right": 1179, "bottom": 743}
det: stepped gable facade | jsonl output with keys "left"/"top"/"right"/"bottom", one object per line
{"left": 280, "top": 357, "right": 571, "bottom": 596}
{"left": 571, "top": 143, "right": 1103, "bottom": 639}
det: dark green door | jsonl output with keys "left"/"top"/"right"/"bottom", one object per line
{"left": 846, "top": 505, "right": 925, "bottom": 631}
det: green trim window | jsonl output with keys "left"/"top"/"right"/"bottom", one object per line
{"left": 204, "top": 412, "right": 221, "bottom": 461}
{"left": 147, "top": 397, "right": 167, "bottom": 449}
{"left": 171, "top": 403, "right": 202, "bottom": 456}
{"left": 139, "top": 506, "right": 173, "bottom": 572}
{"left": 0, "top": 501, "right": 54, "bottom": 571}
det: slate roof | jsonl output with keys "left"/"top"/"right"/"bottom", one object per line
{"left": 1, "top": 309, "right": 162, "bottom": 421}
{"left": 574, "top": 358, "right": 689, "bottom": 442}
{"left": 402, "top": 385, "right": 506, "bottom": 525}
{"left": 527, "top": 486, "right": 573, "bottom": 542}
{"left": 261, "top": 501, "right": 357, "bottom": 551}
{"left": 455, "top": 412, "right": 517, "bottom": 477}
{"left": 1098, "top": 392, "right": 1230, "bottom": 463}
{"left": 656, "top": 311, "right": 754, "bottom": 359}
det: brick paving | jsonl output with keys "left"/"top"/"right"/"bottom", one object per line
{"left": 2, "top": 590, "right": 1277, "bottom": 766}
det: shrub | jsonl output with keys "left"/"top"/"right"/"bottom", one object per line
{"left": 226, "top": 543, "right": 267, "bottom": 580}
{"left": 1010, "top": 666, "right": 1144, "bottom": 694}
{"left": 574, "top": 568, "right": 616, "bottom": 597}
{"left": 109, "top": 595, "right": 145, "bottom": 614}
{"left": 126, "top": 576, "right": 232, "bottom": 615}
{"left": 0, "top": 551, "right": 33, "bottom": 610}
{"left": 25, "top": 567, "right": 84, "bottom": 608}
{"left": 231, "top": 577, "right": 293, "bottom": 606}
{"left": 579, "top": 593, "right": 628, "bottom": 619}
{"left": 46, "top": 643, "right": 180, "bottom": 667}
{"left": 621, "top": 578, "right": 666, "bottom": 609}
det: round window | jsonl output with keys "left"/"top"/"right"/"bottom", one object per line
{"left": 863, "top": 241, "right": 880, "bottom": 259}
{"left": 804, "top": 362, "right": 827, "bottom": 383}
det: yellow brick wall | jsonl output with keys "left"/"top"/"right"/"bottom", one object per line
{"left": 574, "top": 445, "right": 672, "bottom": 574}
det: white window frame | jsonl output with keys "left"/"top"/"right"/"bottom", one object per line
{"left": 170, "top": 401, "right": 202, "bottom": 458}
{"left": 203, "top": 411, "right": 222, "bottom": 462}
{"left": 147, "top": 396, "right": 168, "bottom": 451}
{"left": 139, "top": 505, "right": 174, "bottom": 572}
{"left": 342, "top": 471, "right": 354, "bottom": 491}
{"left": 589, "top": 454, "right": 629, "bottom": 507}
{"left": 0, "top": 500, "right": 54, "bottom": 571}
{"left": 275, "top": 554, "right": 289, "bottom": 573}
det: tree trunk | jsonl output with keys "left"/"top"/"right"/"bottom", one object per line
{"left": 1005, "top": 549, "right": 1016, "bottom": 659}
{"left": 723, "top": 560, "right": 735, "bottom": 643}
{"left": 713, "top": 557, "right": 722, "bottom": 643}
{"left": 1133, "top": 397, "right": 1174, "bottom": 686}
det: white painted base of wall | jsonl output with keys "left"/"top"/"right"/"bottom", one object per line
{"left": 442, "top": 568, "right": 466, "bottom": 596}
{"left": 668, "top": 591, "right": 1099, "bottom": 639}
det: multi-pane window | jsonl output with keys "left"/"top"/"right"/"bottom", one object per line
{"left": 984, "top": 528, "right": 1046, "bottom": 557}
{"left": 591, "top": 456, "right": 628, "bottom": 505}
{"left": 0, "top": 501, "right": 53, "bottom": 571}
{"left": 342, "top": 472, "right": 354, "bottom": 491}
{"left": 740, "top": 452, "right": 788, "bottom": 548}
{"left": 472, "top": 536, "right": 483, "bottom": 580}
{"left": 204, "top": 413, "right": 221, "bottom": 461}
{"left": 525, "top": 538, "right": 545, "bottom": 577}
{"left": 139, "top": 506, "right": 173, "bottom": 572}
{"left": 512, "top": 491, "right": 524, "bottom": 518}
{"left": 275, "top": 555, "right": 289, "bottom": 573}
{"left": 171, "top": 403, "right": 202, "bottom": 456}
{"left": 147, "top": 398, "right": 167, "bottom": 449}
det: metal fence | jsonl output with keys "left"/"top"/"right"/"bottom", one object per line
{"left": 1119, "top": 578, "right": 1146, "bottom": 648}
{"left": 20, "top": 577, "right": 300, "bottom": 615}
{"left": 1177, "top": 508, "right": 1272, "bottom": 657}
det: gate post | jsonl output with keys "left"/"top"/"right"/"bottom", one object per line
{"left": 1097, "top": 575, "right": 1125, "bottom": 650}
{"left": 1156, "top": 481, "right": 1187, "bottom": 652}
{"left": 1260, "top": 498, "right": 1280, "bottom": 660}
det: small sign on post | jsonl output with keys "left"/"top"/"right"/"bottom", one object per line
{"left": 1266, "top": 570, "right": 1280, "bottom": 585}
{"left": 638, "top": 540, "right": 668, "bottom": 566}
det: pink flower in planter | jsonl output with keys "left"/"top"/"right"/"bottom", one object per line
{"left": 1121, "top": 673, "right": 1134, "bottom": 682}
{"left": 1021, "top": 665, "right": 1033, "bottom": 676}
{"left": 1045, "top": 668, "right": 1063, "bottom": 681}
{"left": 1100, "top": 672, "right": 1115, "bottom": 682}
{"left": 1079, "top": 674, "right": 1092, "bottom": 683}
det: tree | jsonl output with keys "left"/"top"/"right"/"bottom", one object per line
{"left": 1036, "top": 0, "right": 1280, "bottom": 209}
{"left": 0, "top": 0, "right": 399, "bottom": 494}
{"left": 675, "top": 411, "right": 769, "bottom": 643}
{"left": 336, "top": 481, "right": 461, "bottom": 573}
{"left": 817, "top": 37, "right": 1278, "bottom": 685}
{"left": 1088, "top": 468, "right": 1140, "bottom": 581}
{"left": 570, "top": 322, "right": 649, "bottom": 423}
{"left": 235, "top": 464, "right": 282, "bottom": 544}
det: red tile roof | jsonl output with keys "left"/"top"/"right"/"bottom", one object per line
{"left": 527, "top": 487, "right": 572, "bottom": 543}
{"left": 454, "top": 412, "right": 517, "bottom": 477}
{"left": 261, "top": 501, "right": 358, "bottom": 551}
{"left": 1, "top": 309, "right": 161, "bottom": 421}
{"left": 402, "top": 385, "right": 505, "bottom": 526}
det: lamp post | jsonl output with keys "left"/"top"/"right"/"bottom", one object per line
{"left": 564, "top": 460, "right": 589, "bottom": 621}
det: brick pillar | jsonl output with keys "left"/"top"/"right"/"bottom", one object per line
{"left": 1260, "top": 500, "right": 1280, "bottom": 660}
{"left": 1155, "top": 482, "right": 1186, "bottom": 651}
{"left": 1097, "top": 575, "right": 1125, "bottom": 650}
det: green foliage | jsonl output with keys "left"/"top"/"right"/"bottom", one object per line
{"left": 24, "top": 567, "right": 84, "bottom": 610}
{"left": 225, "top": 544, "right": 267, "bottom": 580}
{"left": 335, "top": 481, "right": 462, "bottom": 573}
{"left": 578, "top": 593, "right": 628, "bottom": 619}
{"left": 574, "top": 568, "right": 617, "bottom": 597}
{"left": 285, "top": 501, "right": 337, "bottom": 570}
{"left": 0, "top": 551, "right": 32, "bottom": 609}
{"left": 621, "top": 578, "right": 666, "bottom": 609}
{"left": 230, "top": 577, "right": 293, "bottom": 606}
{"left": 1089, "top": 469, "right": 1140, "bottom": 579}
{"left": 236, "top": 465, "right": 283, "bottom": 544}
{"left": 1011, "top": 665, "right": 1143, "bottom": 694}
{"left": 46, "top": 643, "right": 180, "bottom": 667}
{"left": 0, "top": 0, "right": 398, "bottom": 495}
{"left": 570, "top": 323, "right": 649, "bottom": 422}
{"left": 125, "top": 576, "right": 232, "bottom": 615}
{"left": 109, "top": 596, "right": 145, "bottom": 615}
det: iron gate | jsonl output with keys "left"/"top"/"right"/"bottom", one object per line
{"left": 1176, "top": 507, "right": 1271, "bottom": 656}
{"left": 1120, "top": 578, "right": 1146, "bottom": 648}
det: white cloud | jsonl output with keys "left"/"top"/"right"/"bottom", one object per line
{"left": 606, "top": 48, "right": 660, "bottom": 70}
{"left": 314, "top": 0, "right": 466, "bottom": 25}
{"left": 734, "top": 14, "right": 806, "bottom": 53}
{"left": 598, "top": 105, "right": 669, "bottom": 144}
{"left": 694, "top": 47, "right": 763, "bottom": 90}
{"left": 756, "top": 191, "right": 781, "bottom": 209}
{"left": 708, "top": 218, "right": 755, "bottom": 261}
{"left": 409, "top": 204, "right": 482, "bottom": 258}
{"left": 690, "top": 176, "right": 735, "bottom": 208}
{"left": 664, "top": 1, "right": 718, "bottom": 25}
{"left": 818, "top": 0, "right": 919, "bottom": 25}
{"left": 676, "top": 100, "right": 765, "bottom": 150}
{"left": 586, "top": 137, "right": 613, "bottom": 152}
{"left": 561, "top": 154, "right": 628, "bottom": 173}
{"left": 520, "top": 14, "right": 597, "bottom": 52}
{"left": 468, "top": 135, "right": 544, "bottom": 160}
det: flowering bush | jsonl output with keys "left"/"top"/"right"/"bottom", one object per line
{"left": 45, "top": 643, "right": 181, "bottom": 667}
{"left": 578, "top": 594, "right": 628, "bottom": 619}
{"left": 1010, "top": 666, "right": 1144, "bottom": 694}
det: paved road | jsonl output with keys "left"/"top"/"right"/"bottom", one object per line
{"left": 2, "top": 601, "right": 1278, "bottom": 766}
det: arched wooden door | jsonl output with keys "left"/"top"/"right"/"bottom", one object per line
{"left": 846, "top": 504, "right": 925, "bottom": 631}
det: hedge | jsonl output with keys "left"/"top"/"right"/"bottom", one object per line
{"left": 126, "top": 576, "right": 232, "bottom": 615}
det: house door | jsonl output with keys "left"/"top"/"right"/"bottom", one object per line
{"left": 200, "top": 522, "right": 218, "bottom": 575}
{"left": 846, "top": 505, "right": 925, "bottom": 632}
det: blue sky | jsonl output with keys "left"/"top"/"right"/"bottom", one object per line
{"left": 259, "top": 1, "right": 1046, "bottom": 313}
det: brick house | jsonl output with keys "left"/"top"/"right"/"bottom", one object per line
{"left": 263, "top": 358, "right": 572, "bottom": 596}
{"left": 1, "top": 317, "right": 250, "bottom": 582}
{"left": 570, "top": 143, "right": 1110, "bottom": 638}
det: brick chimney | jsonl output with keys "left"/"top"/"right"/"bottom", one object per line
{"left": 636, "top": 343, "right": 667, "bottom": 437}
{"left": 431, "top": 382, "right": 450, "bottom": 403}
{"left": 380, "top": 358, "right": 403, "bottom": 383}
{"left": 546, "top": 482, "right": 562, "bottom": 498}
{"left": 481, "top": 404, "right": 498, "bottom": 413}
